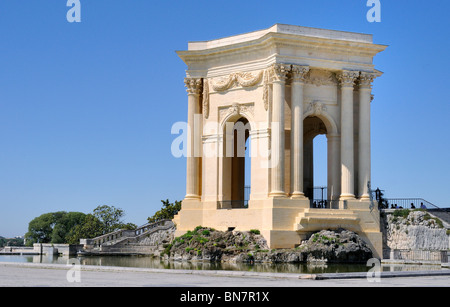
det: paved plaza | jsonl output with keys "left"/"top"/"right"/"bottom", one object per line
{"left": 0, "top": 263, "right": 448, "bottom": 287}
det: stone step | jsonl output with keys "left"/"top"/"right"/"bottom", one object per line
{"left": 294, "top": 209, "right": 359, "bottom": 231}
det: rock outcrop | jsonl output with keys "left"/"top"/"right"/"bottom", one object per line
{"left": 162, "top": 227, "right": 269, "bottom": 262}
{"left": 294, "top": 229, "right": 373, "bottom": 263}
{"left": 381, "top": 209, "right": 449, "bottom": 251}
{"left": 162, "top": 226, "right": 373, "bottom": 263}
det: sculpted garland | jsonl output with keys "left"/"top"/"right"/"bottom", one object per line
{"left": 200, "top": 66, "right": 373, "bottom": 119}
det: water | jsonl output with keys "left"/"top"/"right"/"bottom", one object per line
{"left": 0, "top": 254, "right": 445, "bottom": 274}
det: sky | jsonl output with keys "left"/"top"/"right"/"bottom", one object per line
{"left": 0, "top": 0, "right": 449, "bottom": 238}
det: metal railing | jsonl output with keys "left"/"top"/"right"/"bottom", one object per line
{"left": 217, "top": 200, "right": 249, "bottom": 209}
{"left": 218, "top": 186, "right": 250, "bottom": 209}
{"left": 385, "top": 249, "right": 448, "bottom": 263}
{"left": 308, "top": 187, "right": 338, "bottom": 209}
{"left": 310, "top": 199, "right": 339, "bottom": 209}
{"left": 379, "top": 198, "right": 440, "bottom": 210}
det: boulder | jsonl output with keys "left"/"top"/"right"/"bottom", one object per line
{"left": 297, "top": 229, "right": 373, "bottom": 263}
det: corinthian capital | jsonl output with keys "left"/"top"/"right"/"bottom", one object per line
{"left": 291, "top": 65, "right": 310, "bottom": 83}
{"left": 359, "top": 72, "right": 377, "bottom": 90}
{"left": 184, "top": 78, "right": 203, "bottom": 95}
{"left": 337, "top": 70, "right": 359, "bottom": 88}
{"left": 271, "top": 63, "right": 291, "bottom": 82}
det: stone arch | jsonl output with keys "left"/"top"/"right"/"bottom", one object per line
{"left": 303, "top": 101, "right": 339, "bottom": 136}
{"left": 219, "top": 105, "right": 254, "bottom": 209}
{"left": 219, "top": 103, "right": 256, "bottom": 133}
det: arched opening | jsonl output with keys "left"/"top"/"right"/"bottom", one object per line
{"left": 244, "top": 135, "right": 251, "bottom": 204}
{"left": 313, "top": 134, "right": 327, "bottom": 207}
{"left": 303, "top": 116, "right": 328, "bottom": 208}
{"left": 220, "top": 116, "right": 251, "bottom": 209}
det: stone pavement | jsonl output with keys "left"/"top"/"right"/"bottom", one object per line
{"left": 0, "top": 262, "right": 449, "bottom": 287}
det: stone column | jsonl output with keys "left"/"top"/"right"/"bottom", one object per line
{"left": 269, "top": 63, "right": 290, "bottom": 197}
{"left": 290, "top": 65, "right": 309, "bottom": 198}
{"left": 358, "top": 72, "right": 375, "bottom": 200}
{"left": 184, "top": 78, "right": 202, "bottom": 200}
{"left": 327, "top": 134, "right": 341, "bottom": 208}
{"left": 337, "top": 70, "right": 359, "bottom": 200}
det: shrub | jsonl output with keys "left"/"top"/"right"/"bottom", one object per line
{"left": 194, "top": 226, "right": 203, "bottom": 233}
{"left": 393, "top": 209, "right": 410, "bottom": 219}
{"left": 249, "top": 229, "right": 260, "bottom": 235}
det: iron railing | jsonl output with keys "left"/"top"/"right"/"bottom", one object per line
{"left": 308, "top": 186, "right": 334, "bottom": 208}
{"left": 310, "top": 199, "right": 340, "bottom": 209}
{"left": 380, "top": 198, "right": 440, "bottom": 210}
{"left": 217, "top": 200, "right": 249, "bottom": 209}
{"left": 217, "top": 185, "right": 442, "bottom": 211}
{"left": 218, "top": 186, "right": 251, "bottom": 209}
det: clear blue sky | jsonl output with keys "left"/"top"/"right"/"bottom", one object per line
{"left": 0, "top": 1, "right": 449, "bottom": 237}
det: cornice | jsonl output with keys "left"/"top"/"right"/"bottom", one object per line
{"left": 177, "top": 31, "right": 387, "bottom": 67}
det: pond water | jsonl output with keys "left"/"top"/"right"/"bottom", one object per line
{"left": 0, "top": 254, "right": 445, "bottom": 274}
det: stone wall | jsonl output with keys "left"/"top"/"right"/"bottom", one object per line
{"left": 381, "top": 209, "right": 450, "bottom": 260}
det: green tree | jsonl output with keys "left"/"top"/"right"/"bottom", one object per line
{"left": 147, "top": 199, "right": 181, "bottom": 224}
{"left": 0, "top": 237, "right": 24, "bottom": 247}
{"left": 24, "top": 211, "right": 86, "bottom": 246}
{"left": 24, "top": 206, "right": 137, "bottom": 245}
{"left": 65, "top": 214, "right": 104, "bottom": 244}
{"left": 92, "top": 205, "right": 137, "bottom": 234}
{"left": 51, "top": 212, "right": 86, "bottom": 243}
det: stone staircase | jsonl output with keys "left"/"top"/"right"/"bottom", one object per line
{"left": 294, "top": 209, "right": 360, "bottom": 231}
{"left": 79, "top": 219, "right": 175, "bottom": 255}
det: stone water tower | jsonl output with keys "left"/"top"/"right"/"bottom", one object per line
{"left": 173, "top": 24, "right": 387, "bottom": 258}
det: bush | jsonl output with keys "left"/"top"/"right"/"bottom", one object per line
{"left": 249, "top": 229, "right": 260, "bottom": 235}
{"left": 393, "top": 209, "right": 410, "bottom": 219}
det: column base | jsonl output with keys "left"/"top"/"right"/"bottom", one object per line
{"left": 269, "top": 191, "right": 287, "bottom": 198}
{"left": 290, "top": 192, "right": 307, "bottom": 199}
{"left": 339, "top": 194, "right": 355, "bottom": 201}
{"left": 359, "top": 195, "right": 371, "bottom": 201}
{"left": 184, "top": 194, "right": 201, "bottom": 201}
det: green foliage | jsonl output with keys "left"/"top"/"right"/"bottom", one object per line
{"left": 25, "top": 211, "right": 86, "bottom": 246}
{"left": 393, "top": 209, "right": 410, "bottom": 219}
{"left": 24, "top": 205, "right": 136, "bottom": 245}
{"left": 312, "top": 233, "right": 334, "bottom": 244}
{"left": 93, "top": 205, "right": 135, "bottom": 234}
{"left": 147, "top": 199, "right": 182, "bottom": 224}
{"left": 422, "top": 214, "right": 444, "bottom": 228}
{"left": 249, "top": 229, "right": 260, "bottom": 235}
{"left": 0, "top": 237, "right": 24, "bottom": 247}
{"left": 65, "top": 214, "right": 104, "bottom": 244}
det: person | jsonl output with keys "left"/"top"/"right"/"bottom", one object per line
{"left": 420, "top": 202, "right": 427, "bottom": 209}
{"left": 410, "top": 203, "right": 415, "bottom": 209}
